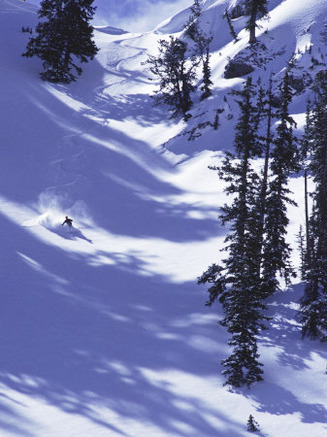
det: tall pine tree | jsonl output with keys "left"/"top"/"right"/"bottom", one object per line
{"left": 184, "top": 0, "right": 213, "bottom": 100}
{"left": 244, "top": 0, "right": 268, "bottom": 44}
{"left": 145, "top": 36, "right": 198, "bottom": 120}
{"left": 184, "top": 0, "right": 202, "bottom": 41}
{"left": 250, "top": 78, "right": 273, "bottom": 282}
{"left": 199, "top": 45, "right": 213, "bottom": 101}
{"left": 299, "top": 101, "right": 314, "bottom": 274}
{"left": 261, "top": 72, "right": 300, "bottom": 297}
{"left": 23, "top": 0, "right": 98, "bottom": 83}
{"left": 199, "top": 78, "right": 267, "bottom": 387}
{"left": 299, "top": 71, "right": 327, "bottom": 340}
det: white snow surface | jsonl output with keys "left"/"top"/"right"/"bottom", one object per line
{"left": 1, "top": 0, "right": 327, "bottom": 436}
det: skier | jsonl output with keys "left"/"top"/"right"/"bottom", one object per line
{"left": 62, "top": 216, "right": 73, "bottom": 227}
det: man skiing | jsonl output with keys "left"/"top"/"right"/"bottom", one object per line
{"left": 62, "top": 216, "right": 73, "bottom": 227}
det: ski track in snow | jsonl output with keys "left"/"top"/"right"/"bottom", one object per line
{"left": 1, "top": 0, "right": 327, "bottom": 436}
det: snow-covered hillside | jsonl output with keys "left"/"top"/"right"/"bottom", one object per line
{"left": 1, "top": 0, "right": 327, "bottom": 436}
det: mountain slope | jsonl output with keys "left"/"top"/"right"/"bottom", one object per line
{"left": 0, "top": 0, "right": 327, "bottom": 436}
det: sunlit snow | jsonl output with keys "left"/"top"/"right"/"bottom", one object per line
{"left": 1, "top": 0, "right": 327, "bottom": 436}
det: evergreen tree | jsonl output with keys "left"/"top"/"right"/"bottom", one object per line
{"left": 251, "top": 78, "right": 273, "bottom": 283}
{"left": 247, "top": 414, "right": 260, "bottom": 432}
{"left": 184, "top": 0, "right": 202, "bottom": 41}
{"left": 199, "top": 78, "right": 267, "bottom": 387}
{"left": 244, "top": 0, "right": 268, "bottom": 44}
{"left": 261, "top": 72, "right": 300, "bottom": 297}
{"left": 200, "top": 46, "right": 213, "bottom": 100}
{"left": 184, "top": 0, "right": 213, "bottom": 100}
{"left": 145, "top": 36, "right": 198, "bottom": 120}
{"left": 297, "top": 225, "right": 306, "bottom": 280}
{"left": 298, "top": 71, "right": 327, "bottom": 340}
{"left": 300, "top": 102, "right": 314, "bottom": 273}
{"left": 23, "top": 0, "right": 98, "bottom": 83}
{"left": 224, "top": 8, "right": 239, "bottom": 42}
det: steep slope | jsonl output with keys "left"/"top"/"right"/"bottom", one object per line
{"left": 163, "top": 0, "right": 327, "bottom": 155}
{"left": 0, "top": 1, "right": 327, "bottom": 436}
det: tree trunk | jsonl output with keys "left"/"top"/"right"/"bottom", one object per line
{"left": 248, "top": 5, "right": 258, "bottom": 44}
{"left": 304, "top": 168, "right": 311, "bottom": 266}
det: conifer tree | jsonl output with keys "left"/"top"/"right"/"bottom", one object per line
{"left": 23, "top": 0, "right": 98, "bottom": 83}
{"left": 200, "top": 46, "right": 213, "bottom": 100}
{"left": 251, "top": 78, "right": 273, "bottom": 282}
{"left": 247, "top": 415, "right": 260, "bottom": 432}
{"left": 299, "top": 102, "right": 314, "bottom": 272}
{"left": 261, "top": 72, "right": 300, "bottom": 297}
{"left": 199, "top": 78, "right": 267, "bottom": 387}
{"left": 184, "top": 0, "right": 213, "bottom": 100}
{"left": 297, "top": 225, "right": 306, "bottom": 280}
{"left": 224, "top": 8, "right": 239, "bottom": 42}
{"left": 184, "top": 0, "right": 202, "bottom": 41}
{"left": 145, "top": 36, "right": 198, "bottom": 120}
{"left": 244, "top": 0, "right": 268, "bottom": 44}
{"left": 299, "top": 71, "right": 327, "bottom": 340}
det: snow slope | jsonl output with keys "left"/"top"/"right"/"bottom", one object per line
{"left": 0, "top": 0, "right": 327, "bottom": 436}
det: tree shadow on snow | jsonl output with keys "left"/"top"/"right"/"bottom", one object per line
{"left": 80, "top": 92, "right": 171, "bottom": 127}
{"left": 260, "top": 284, "right": 327, "bottom": 372}
{"left": 0, "top": 213, "right": 246, "bottom": 437}
{"left": 243, "top": 283, "right": 327, "bottom": 426}
{"left": 251, "top": 382, "right": 327, "bottom": 424}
